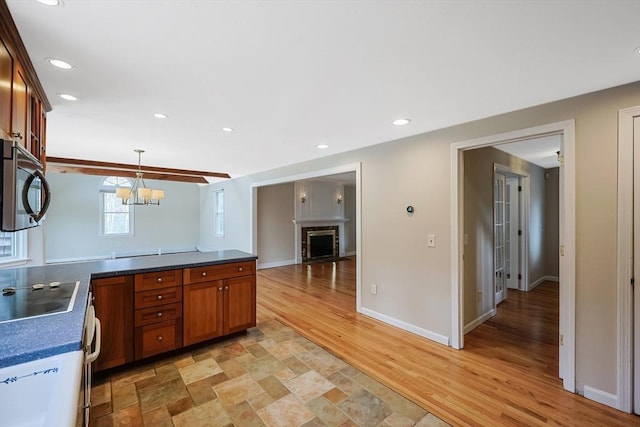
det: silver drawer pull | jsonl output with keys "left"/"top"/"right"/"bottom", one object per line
{"left": 238, "top": 267, "right": 243, "bottom": 272}
{"left": 218, "top": 287, "right": 222, "bottom": 291}
{"left": 156, "top": 312, "right": 163, "bottom": 317}
{"left": 157, "top": 295, "right": 163, "bottom": 300}
{"left": 156, "top": 277, "right": 163, "bottom": 283}
{"left": 157, "top": 335, "right": 163, "bottom": 342}
{"left": 201, "top": 272, "right": 207, "bottom": 277}
{"left": 225, "top": 286, "right": 229, "bottom": 290}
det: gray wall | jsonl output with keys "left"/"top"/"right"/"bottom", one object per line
{"left": 545, "top": 167, "right": 560, "bottom": 277}
{"left": 199, "top": 81, "right": 640, "bottom": 396}
{"left": 463, "top": 146, "right": 546, "bottom": 326}
{"left": 257, "top": 182, "right": 295, "bottom": 267}
{"left": 344, "top": 184, "right": 357, "bottom": 254}
{"left": 45, "top": 173, "right": 200, "bottom": 261}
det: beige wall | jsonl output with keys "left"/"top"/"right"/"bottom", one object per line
{"left": 463, "top": 147, "right": 546, "bottom": 326}
{"left": 201, "top": 81, "right": 640, "bottom": 396}
{"left": 257, "top": 182, "right": 295, "bottom": 267}
{"left": 344, "top": 184, "right": 357, "bottom": 254}
{"left": 545, "top": 167, "right": 560, "bottom": 277}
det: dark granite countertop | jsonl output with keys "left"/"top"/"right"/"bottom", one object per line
{"left": 0, "top": 250, "right": 257, "bottom": 368}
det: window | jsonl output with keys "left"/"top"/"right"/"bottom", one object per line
{"left": 0, "top": 230, "right": 25, "bottom": 264}
{"left": 100, "top": 176, "right": 134, "bottom": 236}
{"left": 214, "top": 190, "right": 224, "bottom": 237}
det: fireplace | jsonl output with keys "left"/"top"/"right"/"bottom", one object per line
{"left": 301, "top": 226, "right": 339, "bottom": 262}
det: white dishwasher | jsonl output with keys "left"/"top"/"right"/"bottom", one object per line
{"left": 0, "top": 350, "right": 84, "bottom": 427}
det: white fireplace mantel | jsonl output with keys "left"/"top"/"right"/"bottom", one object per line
{"left": 292, "top": 218, "right": 350, "bottom": 225}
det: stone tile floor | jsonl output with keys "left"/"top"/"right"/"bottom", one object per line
{"left": 89, "top": 320, "right": 450, "bottom": 427}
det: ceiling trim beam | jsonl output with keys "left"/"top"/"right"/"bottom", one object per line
{"left": 46, "top": 156, "right": 230, "bottom": 179}
{"left": 46, "top": 165, "right": 209, "bottom": 184}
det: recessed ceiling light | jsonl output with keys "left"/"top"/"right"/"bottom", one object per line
{"left": 58, "top": 93, "right": 77, "bottom": 101}
{"left": 317, "top": 144, "right": 329, "bottom": 149}
{"left": 46, "top": 58, "right": 73, "bottom": 70}
{"left": 392, "top": 118, "right": 411, "bottom": 126}
{"left": 37, "top": 0, "right": 61, "bottom": 6}
{"left": 154, "top": 113, "right": 168, "bottom": 119}
{"left": 222, "top": 127, "right": 234, "bottom": 132}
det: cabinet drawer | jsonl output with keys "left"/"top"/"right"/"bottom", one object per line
{"left": 135, "top": 269, "right": 182, "bottom": 292}
{"left": 135, "top": 302, "right": 182, "bottom": 327}
{"left": 183, "top": 261, "right": 255, "bottom": 284}
{"left": 135, "top": 319, "right": 181, "bottom": 359}
{"left": 135, "top": 286, "right": 181, "bottom": 309}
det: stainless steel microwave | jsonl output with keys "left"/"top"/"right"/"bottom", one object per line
{"left": 1, "top": 139, "right": 51, "bottom": 231}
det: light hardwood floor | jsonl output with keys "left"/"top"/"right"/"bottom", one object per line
{"left": 257, "top": 258, "right": 639, "bottom": 426}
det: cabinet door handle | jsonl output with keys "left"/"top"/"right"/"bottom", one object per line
{"left": 156, "top": 277, "right": 163, "bottom": 283}
{"left": 218, "top": 287, "right": 223, "bottom": 291}
{"left": 156, "top": 312, "right": 163, "bottom": 317}
{"left": 201, "top": 272, "right": 207, "bottom": 277}
{"left": 157, "top": 335, "right": 163, "bottom": 342}
{"left": 157, "top": 295, "right": 163, "bottom": 300}
{"left": 238, "top": 267, "right": 243, "bottom": 272}
{"left": 225, "top": 286, "right": 229, "bottom": 290}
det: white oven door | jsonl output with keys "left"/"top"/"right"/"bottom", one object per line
{"left": 81, "top": 302, "right": 101, "bottom": 427}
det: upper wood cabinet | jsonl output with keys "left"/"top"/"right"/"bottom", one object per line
{"left": 0, "top": 38, "right": 12, "bottom": 138}
{"left": 11, "top": 61, "right": 27, "bottom": 146}
{"left": 0, "top": 2, "right": 51, "bottom": 165}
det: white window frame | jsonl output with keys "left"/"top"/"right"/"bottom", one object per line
{"left": 214, "top": 190, "right": 224, "bottom": 237}
{"left": 0, "top": 230, "right": 27, "bottom": 267}
{"left": 99, "top": 177, "right": 134, "bottom": 237}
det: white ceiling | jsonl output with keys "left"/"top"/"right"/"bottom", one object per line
{"left": 6, "top": 0, "right": 640, "bottom": 179}
{"left": 495, "top": 135, "right": 562, "bottom": 169}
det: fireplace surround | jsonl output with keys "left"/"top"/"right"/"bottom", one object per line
{"left": 301, "top": 225, "right": 339, "bottom": 262}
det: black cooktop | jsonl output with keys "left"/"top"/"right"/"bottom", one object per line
{"left": 0, "top": 281, "right": 79, "bottom": 323}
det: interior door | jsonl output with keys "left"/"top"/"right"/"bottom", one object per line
{"left": 494, "top": 173, "right": 506, "bottom": 305}
{"left": 506, "top": 178, "right": 520, "bottom": 289}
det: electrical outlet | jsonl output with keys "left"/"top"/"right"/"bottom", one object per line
{"left": 371, "top": 283, "right": 377, "bottom": 295}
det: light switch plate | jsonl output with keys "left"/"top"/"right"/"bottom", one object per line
{"left": 427, "top": 234, "right": 436, "bottom": 248}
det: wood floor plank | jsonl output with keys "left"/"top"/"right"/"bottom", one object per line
{"left": 256, "top": 258, "right": 639, "bottom": 426}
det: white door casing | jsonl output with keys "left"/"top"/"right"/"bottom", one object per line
{"left": 494, "top": 172, "right": 506, "bottom": 305}
{"left": 616, "top": 106, "right": 640, "bottom": 412}
{"left": 506, "top": 177, "right": 520, "bottom": 290}
{"left": 451, "top": 120, "right": 576, "bottom": 394}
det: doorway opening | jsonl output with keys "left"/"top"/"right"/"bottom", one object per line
{"left": 451, "top": 120, "right": 576, "bottom": 393}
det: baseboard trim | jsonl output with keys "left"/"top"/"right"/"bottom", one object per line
{"left": 528, "top": 275, "right": 559, "bottom": 291}
{"left": 258, "top": 259, "right": 296, "bottom": 270}
{"left": 583, "top": 385, "right": 618, "bottom": 409}
{"left": 359, "top": 307, "right": 449, "bottom": 346}
{"left": 528, "top": 276, "right": 545, "bottom": 291}
{"left": 464, "top": 309, "right": 496, "bottom": 334}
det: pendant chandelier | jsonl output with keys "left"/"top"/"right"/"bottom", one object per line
{"left": 115, "top": 149, "right": 165, "bottom": 205}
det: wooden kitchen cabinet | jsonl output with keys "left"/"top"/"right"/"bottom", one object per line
{"left": 91, "top": 275, "right": 134, "bottom": 372}
{"left": 224, "top": 275, "right": 257, "bottom": 335}
{"left": 134, "top": 269, "right": 183, "bottom": 359}
{"left": 0, "top": 2, "right": 51, "bottom": 161}
{"left": 183, "top": 280, "right": 224, "bottom": 346}
{"left": 0, "top": 38, "right": 12, "bottom": 139}
{"left": 183, "top": 261, "right": 256, "bottom": 346}
{"left": 11, "top": 62, "right": 27, "bottom": 148}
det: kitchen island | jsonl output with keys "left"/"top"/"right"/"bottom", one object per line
{"left": 0, "top": 250, "right": 257, "bottom": 369}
